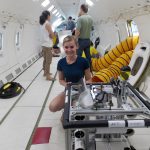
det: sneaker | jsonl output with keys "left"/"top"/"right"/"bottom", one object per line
{"left": 46, "top": 77, "right": 56, "bottom": 81}
{"left": 46, "top": 75, "right": 56, "bottom": 81}
{"left": 43, "top": 73, "right": 52, "bottom": 76}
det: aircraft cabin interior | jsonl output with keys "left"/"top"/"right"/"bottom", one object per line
{"left": 0, "top": 0, "right": 150, "bottom": 150}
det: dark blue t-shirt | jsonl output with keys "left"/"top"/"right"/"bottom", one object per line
{"left": 57, "top": 56, "right": 89, "bottom": 83}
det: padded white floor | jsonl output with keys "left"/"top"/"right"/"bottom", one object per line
{"left": 0, "top": 57, "right": 150, "bottom": 150}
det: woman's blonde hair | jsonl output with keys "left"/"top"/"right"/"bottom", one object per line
{"left": 63, "top": 35, "right": 78, "bottom": 46}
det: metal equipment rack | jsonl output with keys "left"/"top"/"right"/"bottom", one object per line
{"left": 63, "top": 80, "right": 150, "bottom": 150}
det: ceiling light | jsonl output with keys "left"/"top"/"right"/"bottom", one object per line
{"left": 52, "top": 18, "right": 63, "bottom": 30}
{"left": 58, "top": 14, "right": 61, "bottom": 17}
{"left": 55, "top": 12, "right": 59, "bottom": 16}
{"left": 86, "top": 0, "right": 94, "bottom": 7}
{"left": 41, "top": 0, "right": 50, "bottom": 7}
{"left": 52, "top": 9, "right": 57, "bottom": 14}
{"left": 48, "top": 5, "right": 54, "bottom": 12}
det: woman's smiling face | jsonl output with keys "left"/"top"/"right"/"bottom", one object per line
{"left": 63, "top": 40, "right": 77, "bottom": 57}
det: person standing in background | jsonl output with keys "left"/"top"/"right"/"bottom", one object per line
{"left": 75, "top": 4, "right": 93, "bottom": 66}
{"left": 39, "top": 10, "right": 55, "bottom": 81}
{"left": 66, "top": 16, "right": 76, "bottom": 33}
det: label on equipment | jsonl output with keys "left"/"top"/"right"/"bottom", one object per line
{"left": 65, "top": 97, "right": 68, "bottom": 103}
{"left": 65, "top": 90, "right": 68, "bottom": 103}
{"left": 128, "top": 120, "right": 145, "bottom": 127}
{"left": 109, "top": 120, "right": 125, "bottom": 127}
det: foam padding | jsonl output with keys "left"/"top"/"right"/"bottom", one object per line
{"left": 32, "top": 127, "right": 52, "bottom": 144}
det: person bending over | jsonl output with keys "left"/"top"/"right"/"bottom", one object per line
{"left": 49, "top": 35, "right": 92, "bottom": 115}
{"left": 66, "top": 16, "right": 76, "bottom": 33}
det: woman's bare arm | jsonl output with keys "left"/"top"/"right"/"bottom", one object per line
{"left": 45, "top": 23, "right": 54, "bottom": 39}
{"left": 58, "top": 71, "right": 71, "bottom": 87}
{"left": 84, "top": 68, "right": 92, "bottom": 83}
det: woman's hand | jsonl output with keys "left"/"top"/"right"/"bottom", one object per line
{"left": 65, "top": 82, "right": 72, "bottom": 88}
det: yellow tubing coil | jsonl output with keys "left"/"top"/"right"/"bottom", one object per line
{"left": 91, "top": 36, "right": 139, "bottom": 72}
{"left": 92, "top": 51, "right": 134, "bottom": 82}
{"left": 132, "top": 36, "right": 139, "bottom": 50}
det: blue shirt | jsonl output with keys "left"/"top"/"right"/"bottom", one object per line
{"left": 57, "top": 56, "right": 89, "bottom": 83}
{"left": 66, "top": 20, "right": 75, "bottom": 31}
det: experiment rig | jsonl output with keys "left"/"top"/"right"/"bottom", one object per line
{"left": 63, "top": 78, "right": 150, "bottom": 150}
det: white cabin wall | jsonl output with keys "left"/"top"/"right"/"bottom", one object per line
{"left": 18, "top": 24, "right": 41, "bottom": 62}
{"left": 116, "top": 19, "right": 129, "bottom": 41}
{"left": 0, "top": 22, "right": 18, "bottom": 72}
{"left": 115, "top": 14, "right": 150, "bottom": 98}
{"left": 0, "top": 20, "right": 41, "bottom": 75}
{"left": 94, "top": 22, "right": 119, "bottom": 55}
{"left": 0, "top": 28, "right": 8, "bottom": 68}
{"left": 133, "top": 14, "right": 150, "bottom": 98}
{"left": 134, "top": 14, "right": 150, "bottom": 43}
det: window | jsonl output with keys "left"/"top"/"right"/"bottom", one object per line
{"left": 15, "top": 32, "right": 20, "bottom": 46}
{"left": 127, "top": 20, "right": 139, "bottom": 37}
{"left": 0, "top": 32, "right": 3, "bottom": 51}
{"left": 15, "top": 30, "right": 22, "bottom": 51}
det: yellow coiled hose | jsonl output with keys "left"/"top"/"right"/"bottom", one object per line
{"left": 92, "top": 51, "right": 134, "bottom": 82}
{"left": 91, "top": 36, "right": 139, "bottom": 72}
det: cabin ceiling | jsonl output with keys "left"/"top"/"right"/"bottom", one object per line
{"left": 0, "top": 0, "right": 150, "bottom": 25}
{"left": 56, "top": 0, "right": 82, "bottom": 20}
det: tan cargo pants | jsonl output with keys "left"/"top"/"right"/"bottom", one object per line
{"left": 42, "top": 46, "right": 52, "bottom": 75}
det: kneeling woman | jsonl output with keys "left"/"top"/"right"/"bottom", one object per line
{"left": 49, "top": 35, "right": 92, "bottom": 115}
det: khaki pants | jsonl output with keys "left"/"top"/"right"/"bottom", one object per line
{"left": 42, "top": 46, "right": 52, "bottom": 75}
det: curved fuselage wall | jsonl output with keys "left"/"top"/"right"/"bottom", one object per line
{"left": 133, "top": 14, "right": 150, "bottom": 42}
{"left": 94, "top": 23, "right": 120, "bottom": 55}
{"left": 93, "top": 12, "right": 150, "bottom": 97}
{"left": 129, "top": 14, "right": 150, "bottom": 98}
{"left": 93, "top": 7, "right": 150, "bottom": 51}
{"left": 0, "top": 20, "right": 41, "bottom": 74}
